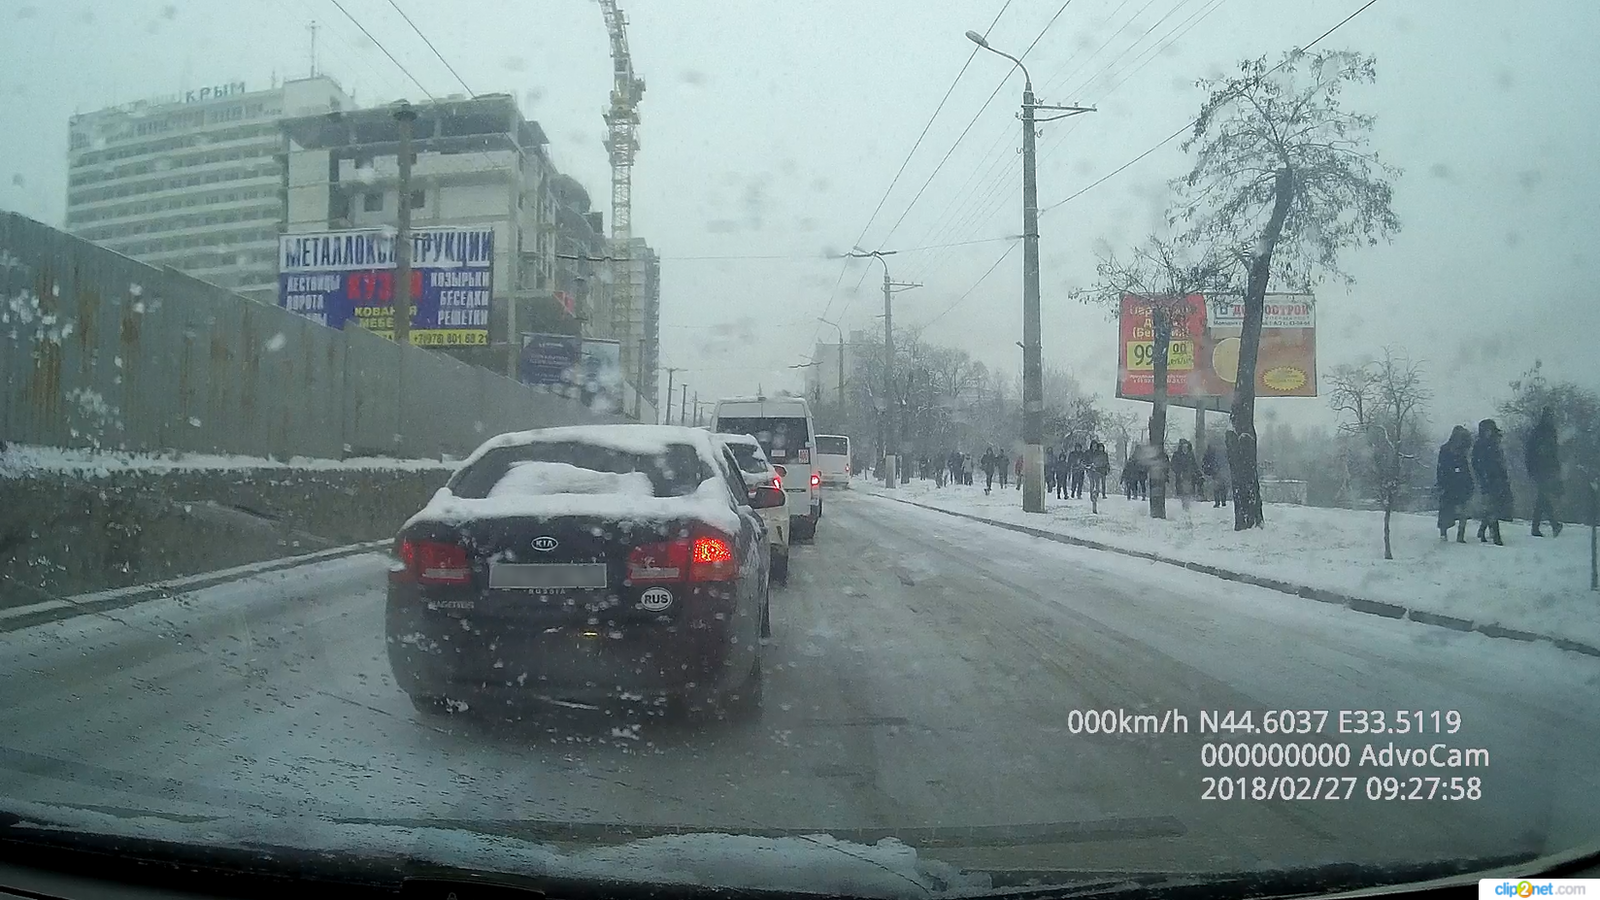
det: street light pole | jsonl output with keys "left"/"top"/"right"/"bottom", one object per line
{"left": 393, "top": 101, "right": 417, "bottom": 349}
{"left": 818, "top": 317, "right": 846, "bottom": 410}
{"left": 965, "top": 30, "right": 1094, "bottom": 513}
{"left": 845, "top": 250, "right": 920, "bottom": 489}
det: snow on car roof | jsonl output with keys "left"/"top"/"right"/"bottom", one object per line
{"left": 713, "top": 432, "right": 762, "bottom": 447}
{"left": 405, "top": 478, "right": 741, "bottom": 534}
{"left": 412, "top": 425, "right": 742, "bottom": 532}
{"left": 460, "top": 424, "right": 721, "bottom": 470}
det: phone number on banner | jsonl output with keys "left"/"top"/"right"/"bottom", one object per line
{"left": 368, "top": 329, "right": 489, "bottom": 347}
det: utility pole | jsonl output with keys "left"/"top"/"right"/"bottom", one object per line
{"left": 692, "top": 391, "right": 699, "bottom": 426}
{"left": 680, "top": 382, "right": 688, "bottom": 426}
{"left": 818, "top": 317, "right": 846, "bottom": 411}
{"left": 662, "top": 367, "right": 682, "bottom": 425}
{"left": 393, "top": 101, "right": 417, "bottom": 349}
{"left": 845, "top": 250, "right": 919, "bottom": 489}
{"left": 634, "top": 338, "right": 649, "bottom": 421}
{"left": 966, "top": 30, "right": 1093, "bottom": 513}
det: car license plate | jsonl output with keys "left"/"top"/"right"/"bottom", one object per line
{"left": 489, "top": 563, "right": 608, "bottom": 590}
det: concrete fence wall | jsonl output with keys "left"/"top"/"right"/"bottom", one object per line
{"left": 0, "top": 212, "right": 626, "bottom": 459}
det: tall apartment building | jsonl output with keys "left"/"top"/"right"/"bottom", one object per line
{"left": 550, "top": 172, "right": 608, "bottom": 337}
{"left": 65, "top": 76, "right": 352, "bottom": 300}
{"left": 806, "top": 330, "right": 871, "bottom": 404}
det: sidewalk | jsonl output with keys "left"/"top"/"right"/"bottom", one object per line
{"left": 857, "top": 476, "right": 1599, "bottom": 654}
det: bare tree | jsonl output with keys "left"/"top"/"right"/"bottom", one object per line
{"left": 1071, "top": 236, "right": 1238, "bottom": 519}
{"left": 1173, "top": 49, "right": 1401, "bottom": 530}
{"left": 1328, "top": 350, "right": 1430, "bottom": 560}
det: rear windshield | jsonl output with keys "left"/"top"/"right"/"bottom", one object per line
{"left": 725, "top": 442, "right": 772, "bottom": 476}
{"left": 815, "top": 436, "right": 849, "bottom": 456}
{"left": 714, "top": 416, "right": 811, "bottom": 462}
{"left": 448, "top": 441, "right": 709, "bottom": 499}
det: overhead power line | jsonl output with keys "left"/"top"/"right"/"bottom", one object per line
{"left": 385, "top": 0, "right": 475, "bottom": 95}
{"left": 1038, "top": 0, "right": 1382, "bottom": 217}
{"left": 812, "top": 0, "right": 1013, "bottom": 338}
{"left": 326, "top": 0, "right": 437, "bottom": 100}
{"left": 919, "top": 239, "right": 1022, "bottom": 327}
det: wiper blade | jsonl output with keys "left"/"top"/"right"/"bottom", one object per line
{"left": 334, "top": 815, "right": 1187, "bottom": 849}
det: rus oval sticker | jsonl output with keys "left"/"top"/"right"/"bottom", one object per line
{"left": 639, "top": 587, "right": 674, "bottom": 612}
{"left": 1262, "top": 366, "right": 1307, "bottom": 392}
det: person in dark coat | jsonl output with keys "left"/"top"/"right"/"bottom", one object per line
{"left": 1055, "top": 447, "right": 1071, "bottom": 499}
{"left": 1171, "top": 439, "right": 1200, "bottom": 507}
{"left": 1066, "top": 444, "right": 1085, "bottom": 499}
{"left": 1088, "top": 441, "right": 1110, "bottom": 500}
{"left": 981, "top": 447, "right": 997, "bottom": 494}
{"left": 1014, "top": 453, "right": 1023, "bottom": 490}
{"left": 1202, "top": 443, "right": 1231, "bottom": 507}
{"left": 1436, "top": 425, "right": 1474, "bottom": 542}
{"left": 998, "top": 448, "right": 1010, "bottom": 489}
{"left": 1525, "top": 405, "right": 1563, "bottom": 537}
{"left": 1471, "top": 418, "right": 1512, "bottom": 545}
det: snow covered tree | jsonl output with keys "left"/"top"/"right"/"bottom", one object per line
{"left": 1071, "top": 235, "right": 1237, "bottom": 519}
{"left": 1172, "top": 49, "right": 1401, "bottom": 530}
{"left": 1328, "top": 350, "right": 1430, "bottom": 560}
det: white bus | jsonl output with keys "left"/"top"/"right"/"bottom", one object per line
{"left": 713, "top": 395, "right": 822, "bottom": 541}
{"left": 813, "top": 434, "right": 851, "bottom": 488}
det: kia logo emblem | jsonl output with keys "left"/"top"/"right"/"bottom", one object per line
{"left": 532, "top": 536, "right": 559, "bottom": 552}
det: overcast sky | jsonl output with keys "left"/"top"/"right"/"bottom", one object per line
{"left": 3, "top": 0, "right": 1597, "bottom": 435}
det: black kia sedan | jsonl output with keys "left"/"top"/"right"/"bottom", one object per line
{"left": 385, "top": 424, "right": 780, "bottom": 720}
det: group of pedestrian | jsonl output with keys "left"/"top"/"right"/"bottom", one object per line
{"left": 1044, "top": 441, "right": 1111, "bottom": 501}
{"left": 1437, "top": 409, "right": 1562, "bottom": 546}
{"left": 979, "top": 447, "right": 1015, "bottom": 494}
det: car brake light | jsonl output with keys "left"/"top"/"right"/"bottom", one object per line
{"left": 772, "top": 475, "right": 782, "bottom": 490}
{"left": 690, "top": 532, "right": 738, "bottom": 582}
{"left": 628, "top": 538, "right": 690, "bottom": 584}
{"left": 845, "top": 463, "right": 851, "bottom": 475}
{"left": 627, "top": 529, "right": 737, "bottom": 583}
{"left": 810, "top": 472, "right": 821, "bottom": 488}
{"left": 400, "top": 539, "right": 471, "bottom": 584}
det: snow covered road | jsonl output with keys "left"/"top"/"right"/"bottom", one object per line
{"left": 2, "top": 489, "right": 1597, "bottom": 876}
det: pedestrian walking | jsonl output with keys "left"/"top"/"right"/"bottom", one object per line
{"left": 1014, "top": 454, "right": 1024, "bottom": 490}
{"left": 1472, "top": 418, "right": 1513, "bottom": 546}
{"left": 1171, "top": 439, "right": 1201, "bottom": 509}
{"left": 1525, "top": 405, "right": 1563, "bottom": 537}
{"left": 982, "top": 447, "right": 997, "bottom": 494}
{"left": 1436, "top": 425, "right": 1474, "bottom": 543}
{"left": 1089, "top": 441, "right": 1110, "bottom": 501}
{"left": 1067, "top": 444, "right": 1085, "bottom": 499}
{"left": 1202, "top": 444, "right": 1231, "bottom": 507}
{"left": 1055, "top": 447, "right": 1071, "bottom": 499}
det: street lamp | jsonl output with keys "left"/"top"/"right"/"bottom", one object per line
{"left": 844, "top": 249, "right": 920, "bottom": 489}
{"left": 964, "top": 28, "right": 1094, "bottom": 513}
{"left": 818, "top": 316, "right": 846, "bottom": 410}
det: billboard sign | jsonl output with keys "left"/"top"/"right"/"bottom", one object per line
{"left": 519, "top": 335, "right": 625, "bottom": 414}
{"left": 278, "top": 227, "right": 494, "bottom": 347}
{"left": 1116, "top": 292, "right": 1316, "bottom": 406}
{"left": 1195, "top": 293, "right": 1317, "bottom": 399}
{"left": 1116, "top": 293, "right": 1208, "bottom": 400}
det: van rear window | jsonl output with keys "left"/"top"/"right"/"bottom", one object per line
{"left": 815, "top": 436, "right": 849, "bottom": 456}
{"left": 714, "top": 417, "right": 811, "bottom": 462}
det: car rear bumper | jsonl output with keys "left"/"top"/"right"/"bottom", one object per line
{"left": 385, "top": 583, "right": 747, "bottom": 703}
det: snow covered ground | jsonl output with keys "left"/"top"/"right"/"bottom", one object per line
{"left": 0, "top": 443, "right": 459, "bottom": 477}
{"left": 858, "top": 476, "right": 1600, "bottom": 650}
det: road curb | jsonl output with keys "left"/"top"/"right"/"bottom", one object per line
{"left": 0, "top": 539, "right": 389, "bottom": 632}
{"left": 866, "top": 492, "right": 1600, "bottom": 660}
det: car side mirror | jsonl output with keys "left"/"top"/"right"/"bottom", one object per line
{"left": 749, "top": 485, "right": 786, "bottom": 509}
{"left": 773, "top": 465, "right": 787, "bottom": 478}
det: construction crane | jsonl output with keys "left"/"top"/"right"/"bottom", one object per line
{"left": 597, "top": 0, "right": 645, "bottom": 412}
